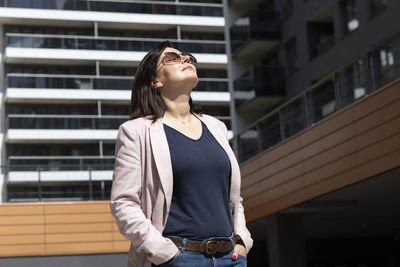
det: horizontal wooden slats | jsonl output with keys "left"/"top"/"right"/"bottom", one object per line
{"left": 242, "top": 78, "right": 400, "bottom": 222}
{"left": 0, "top": 201, "right": 129, "bottom": 257}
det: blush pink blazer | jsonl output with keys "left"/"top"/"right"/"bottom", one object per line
{"left": 110, "top": 113, "right": 253, "bottom": 267}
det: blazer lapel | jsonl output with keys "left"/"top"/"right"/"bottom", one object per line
{"left": 149, "top": 119, "right": 173, "bottom": 218}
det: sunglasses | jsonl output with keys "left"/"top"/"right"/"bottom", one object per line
{"left": 161, "top": 51, "right": 197, "bottom": 65}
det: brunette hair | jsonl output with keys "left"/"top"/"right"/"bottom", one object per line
{"left": 129, "top": 41, "right": 203, "bottom": 122}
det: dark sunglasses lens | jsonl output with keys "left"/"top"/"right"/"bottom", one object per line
{"left": 166, "top": 52, "right": 180, "bottom": 62}
{"left": 184, "top": 53, "right": 197, "bottom": 64}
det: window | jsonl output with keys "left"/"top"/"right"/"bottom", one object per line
{"left": 340, "top": 0, "right": 359, "bottom": 35}
{"left": 284, "top": 37, "right": 298, "bottom": 76}
{"left": 369, "top": 42, "right": 396, "bottom": 90}
{"left": 369, "top": 0, "right": 387, "bottom": 18}
{"left": 338, "top": 58, "right": 369, "bottom": 107}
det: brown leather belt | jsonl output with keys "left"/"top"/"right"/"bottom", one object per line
{"left": 169, "top": 235, "right": 236, "bottom": 255}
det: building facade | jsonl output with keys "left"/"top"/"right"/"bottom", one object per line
{"left": 224, "top": 0, "right": 400, "bottom": 266}
{"left": 0, "top": 0, "right": 231, "bottom": 203}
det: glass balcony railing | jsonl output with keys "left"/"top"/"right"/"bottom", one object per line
{"left": 7, "top": 74, "right": 229, "bottom": 92}
{"left": 7, "top": 115, "right": 127, "bottom": 130}
{"left": 0, "top": 0, "right": 223, "bottom": 17}
{"left": 233, "top": 34, "right": 400, "bottom": 163}
{"left": 233, "top": 66, "right": 285, "bottom": 109}
{"left": 7, "top": 156, "right": 115, "bottom": 171}
{"left": 6, "top": 33, "right": 226, "bottom": 54}
{"left": 230, "top": 10, "right": 280, "bottom": 55}
{"left": 7, "top": 74, "right": 132, "bottom": 90}
{"left": 7, "top": 114, "right": 232, "bottom": 131}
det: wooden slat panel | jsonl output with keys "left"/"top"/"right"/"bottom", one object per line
{"left": 243, "top": 163, "right": 303, "bottom": 199}
{"left": 45, "top": 213, "right": 111, "bottom": 224}
{"left": 355, "top": 132, "right": 400, "bottom": 164}
{"left": 0, "top": 225, "right": 44, "bottom": 235}
{"left": 352, "top": 80, "right": 400, "bottom": 120}
{"left": 46, "top": 232, "right": 112, "bottom": 243}
{"left": 304, "top": 154, "right": 357, "bottom": 186}
{"left": 0, "top": 244, "right": 46, "bottom": 257}
{"left": 112, "top": 232, "right": 128, "bottom": 241}
{"left": 302, "top": 139, "right": 356, "bottom": 173}
{"left": 245, "top": 177, "right": 304, "bottom": 210}
{"left": 301, "top": 124, "right": 355, "bottom": 159}
{"left": 241, "top": 137, "right": 303, "bottom": 177}
{"left": 45, "top": 223, "right": 112, "bottom": 234}
{"left": 354, "top": 116, "right": 400, "bottom": 150}
{"left": 301, "top": 108, "right": 354, "bottom": 146}
{"left": 113, "top": 240, "right": 130, "bottom": 252}
{"left": 46, "top": 242, "right": 113, "bottom": 254}
{"left": 0, "top": 205, "right": 44, "bottom": 216}
{"left": 242, "top": 150, "right": 303, "bottom": 189}
{"left": 0, "top": 234, "right": 45, "bottom": 245}
{"left": 0, "top": 215, "right": 44, "bottom": 225}
{"left": 352, "top": 99, "right": 400, "bottom": 136}
{"left": 44, "top": 202, "right": 110, "bottom": 214}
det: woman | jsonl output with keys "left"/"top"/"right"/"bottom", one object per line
{"left": 110, "top": 41, "right": 253, "bottom": 267}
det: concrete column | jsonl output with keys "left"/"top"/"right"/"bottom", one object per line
{"left": 266, "top": 213, "right": 306, "bottom": 267}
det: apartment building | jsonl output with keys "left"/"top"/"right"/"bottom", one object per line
{"left": 224, "top": 0, "right": 400, "bottom": 266}
{"left": 0, "top": 0, "right": 231, "bottom": 203}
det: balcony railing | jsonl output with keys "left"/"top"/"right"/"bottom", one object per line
{"left": 233, "top": 34, "right": 400, "bottom": 163}
{"left": 311, "top": 34, "right": 335, "bottom": 59}
{"left": 7, "top": 74, "right": 229, "bottom": 92}
{"left": 8, "top": 155, "right": 115, "bottom": 171}
{"left": 0, "top": 0, "right": 223, "bottom": 17}
{"left": 7, "top": 74, "right": 132, "bottom": 90}
{"left": 230, "top": 10, "right": 280, "bottom": 55}
{"left": 7, "top": 114, "right": 127, "bottom": 130}
{"left": 6, "top": 33, "right": 226, "bottom": 54}
{"left": 2, "top": 160, "right": 112, "bottom": 201}
{"left": 7, "top": 114, "right": 231, "bottom": 131}
{"left": 233, "top": 66, "right": 285, "bottom": 109}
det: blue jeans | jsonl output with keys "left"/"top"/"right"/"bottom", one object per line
{"left": 152, "top": 232, "right": 247, "bottom": 267}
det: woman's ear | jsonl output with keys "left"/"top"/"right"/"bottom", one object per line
{"left": 153, "top": 79, "right": 163, "bottom": 89}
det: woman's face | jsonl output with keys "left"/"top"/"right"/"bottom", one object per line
{"left": 154, "top": 47, "right": 198, "bottom": 92}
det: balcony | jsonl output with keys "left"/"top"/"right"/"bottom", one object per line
{"left": 230, "top": 10, "right": 280, "bottom": 60}
{"left": 7, "top": 74, "right": 228, "bottom": 92}
{"left": 6, "top": 33, "right": 225, "bottom": 54}
{"left": 233, "top": 34, "right": 400, "bottom": 163}
{"left": 233, "top": 66, "right": 285, "bottom": 114}
{"left": 7, "top": 114, "right": 126, "bottom": 130}
{"left": 5, "top": 33, "right": 227, "bottom": 67}
{"left": 0, "top": 0, "right": 223, "bottom": 17}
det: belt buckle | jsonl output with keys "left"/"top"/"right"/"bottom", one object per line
{"left": 205, "top": 240, "right": 218, "bottom": 255}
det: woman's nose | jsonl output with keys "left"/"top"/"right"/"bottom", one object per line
{"left": 181, "top": 55, "right": 190, "bottom": 64}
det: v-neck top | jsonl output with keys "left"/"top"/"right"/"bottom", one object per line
{"left": 162, "top": 121, "right": 234, "bottom": 240}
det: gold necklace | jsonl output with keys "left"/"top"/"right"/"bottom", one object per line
{"left": 163, "top": 114, "right": 191, "bottom": 125}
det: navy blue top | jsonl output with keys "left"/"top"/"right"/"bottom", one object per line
{"left": 162, "top": 121, "right": 234, "bottom": 240}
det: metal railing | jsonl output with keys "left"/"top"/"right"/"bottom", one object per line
{"left": 7, "top": 114, "right": 127, "bottom": 130}
{"left": 0, "top": 0, "right": 223, "bottom": 17}
{"left": 6, "top": 73, "right": 229, "bottom": 92}
{"left": 230, "top": 10, "right": 281, "bottom": 55}
{"left": 7, "top": 155, "right": 115, "bottom": 171}
{"left": 6, "top": 33, "right": 226, "bottom": 54}
{"left": 233, "top": 34, "right": 400, "bottom": 163}
{"left": 2, "top": 163, "right": 112, "bottom": 202}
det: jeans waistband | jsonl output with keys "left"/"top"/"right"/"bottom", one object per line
{"left": 164, "top": 232, "right": 235, "bottom": 252}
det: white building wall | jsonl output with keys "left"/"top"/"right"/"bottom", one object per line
{"left": 0, "top": 24, "right": 5, "bottom": 203}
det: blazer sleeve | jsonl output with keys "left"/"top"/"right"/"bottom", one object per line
{"left": 218, "top": 120, "right": 254, "bottom": 253}
{"left": 110, "top": 123, "right": 179, "bottom": 265}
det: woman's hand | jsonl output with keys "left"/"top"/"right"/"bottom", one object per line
{"left": 232, "top": 243, "right": 247, "bottom": 260}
